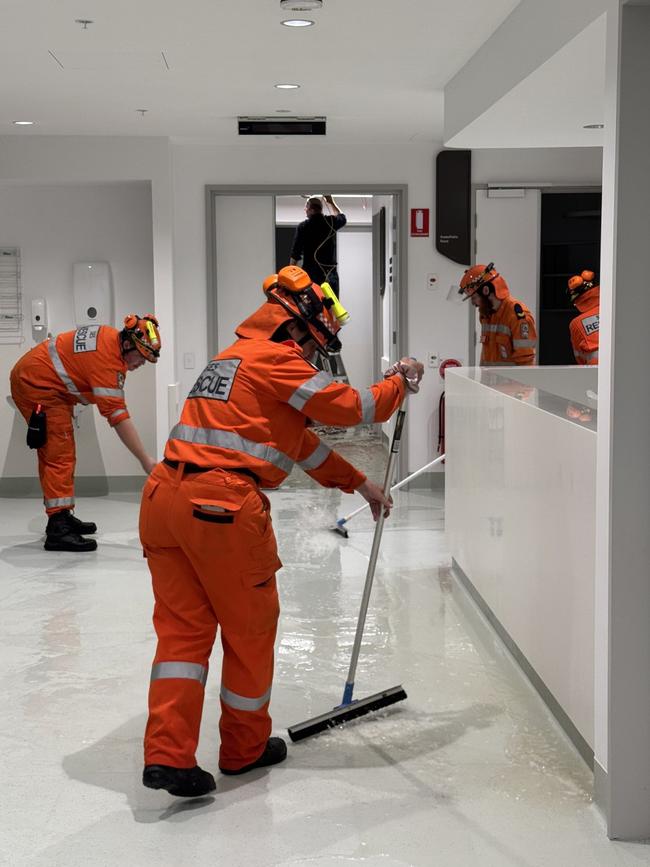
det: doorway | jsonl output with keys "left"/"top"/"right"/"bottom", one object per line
{"left": 473, "top": 186, "right": 601, "bottom": 366}
{"left": 539, "top": 192, "right": 601, "bottom": 364}
{"left": 205, "top": 184, "right": 408, "bottom": 472}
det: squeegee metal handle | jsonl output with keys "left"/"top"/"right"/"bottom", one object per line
{"left": 339, "top": 453, "right": 446, "bottom": 525}
{"left": 343, "top": 404, "right": 406, "bottom": 701}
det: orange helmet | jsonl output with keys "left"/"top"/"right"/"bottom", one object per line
{"left": 459, "top": 262, "right": 510, "bottom": 301}
{"left": 122, "top": 313, "right": 161, "bottom": 363}
{"left": 567, "top": 270, "right": 596, "bottom": 303}
{"left": 257, "top": 265, "right": 343, "bottom": 355}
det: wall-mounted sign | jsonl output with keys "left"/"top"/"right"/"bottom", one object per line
{"left": 410, "top": 208, "right": 430, "bottom": 237}
{"left": 436, "top": 149, "right": 471, "bottom": 264}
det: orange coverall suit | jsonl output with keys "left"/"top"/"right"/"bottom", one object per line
{"left": 10, "top": 326, "right": 129, "bottom": 514}
{"left": 569, "top": 285, "right": 600, "bottom": 365}
{"left": 479, "top": 296, "right": 537, "bottom": 366}
{"left": 140, "top": 334, "right": 406, "bottom": 772}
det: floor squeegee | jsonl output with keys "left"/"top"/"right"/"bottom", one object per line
{"left": 288, "top": 403, "right": 410, "bottom": 741}
{"left": 332, "top": 453, "right": 446, "bottom": 538}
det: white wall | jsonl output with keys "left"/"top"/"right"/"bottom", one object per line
{"left": 0, "top": 182, "right": 155, "bottom": 479}
{"left": 473, "top": 147, "right": 603, "bottom": 186}
{"left": 446, "top": 367, "right": 597, "bottom": 752}
{"left": 0, "top": 136, "right": 175, "bottom": 457}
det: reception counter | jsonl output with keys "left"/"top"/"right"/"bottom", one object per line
{"left": 445, "top": 366, "right": 597, "bottom": 763}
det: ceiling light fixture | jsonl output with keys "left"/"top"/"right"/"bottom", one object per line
{"left": 281, "top": 19, "right": 314, "bottom": 26}
{"left": 13, "top": 120, "right": 35, "bottom": 126}
{"left": 276, "top": 109, "right": 292, "bottom": 113}
{"left": 583, "top": 123, "right": 604, "bottom": 129}
{"left": 75, "top": 18, "right": 94, "bottom": 28}
{"left": 280, "top": 0, "right": 323, "bottom": 10}
{"left": 275, "top": 83, "right": 300, "bottom": 89}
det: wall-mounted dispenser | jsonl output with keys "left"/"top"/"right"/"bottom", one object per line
{"left": 72, "top": 262, "right": 114, "bottom": 327}
{"left": 31, "top": 297, "right": 48, "bottom": 342}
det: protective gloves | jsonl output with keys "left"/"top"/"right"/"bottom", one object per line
{"left": 383, "top": 357, "right": 424, "bottom": 393}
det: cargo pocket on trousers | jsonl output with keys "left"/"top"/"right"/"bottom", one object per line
{"left": 246, "top": 573, "right": 280, "bottom": 635}
{"left": 139, "top": 477, "right": 160, "bottom": 549}
{"left": 190, "top": 497, "right": 242, "bottom": 524}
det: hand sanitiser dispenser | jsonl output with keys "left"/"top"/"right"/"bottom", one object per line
{"left": 72, "top": 262, "right": 114, "bottom": 327}
{"left": 31, "top": 298, "right": 47, "bottom": 340}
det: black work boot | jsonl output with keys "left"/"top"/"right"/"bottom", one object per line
{"left": 220, "top": 737, "right": 287, "bottom": 776}
{"left": 143, "top": 764, "right": 216, "bottom": 797}
{"left": 44, "top": 511, "right": 97, "bottom": 552}
{"left": 65, "top": 511, "right": 97, "bottom": 535}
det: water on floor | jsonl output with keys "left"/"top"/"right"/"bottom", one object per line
{"left": 1, "top": 432, "right": 648, "bottom": 865}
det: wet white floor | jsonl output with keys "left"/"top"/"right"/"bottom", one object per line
{"left": 2, "top": 473, "right": 650, "bottom": 865}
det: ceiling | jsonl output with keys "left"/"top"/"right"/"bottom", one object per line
{"left": 445, "top": 14, "right": 606, "bottom": 149}
{"left": 0, "top": 0, "right": 520, "bottom": 142}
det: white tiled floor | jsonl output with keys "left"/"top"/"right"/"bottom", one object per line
{"left": 2, "top": 470, "right": 650, "bottom": 865}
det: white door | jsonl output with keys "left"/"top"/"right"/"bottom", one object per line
{"left": 337, "top": 230, "right": 373, "bottom": 389}
{"left": 474, "top": 188, "right": 541, "bottom": 360}
{"left": 215, "top": 196, "right": 274, "bottom": 351}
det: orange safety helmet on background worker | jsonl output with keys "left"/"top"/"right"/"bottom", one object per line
{"left": 459, "top": 263, "right": 537, "bottom": 366}
{"left": 567, "top": 270, "right": 600, "bottom": 365}
{"left": 139, "top": 265, "right": 424, "bottom": 798}
{"left": 9, "top": 314, "right": 161, "bottom": 552}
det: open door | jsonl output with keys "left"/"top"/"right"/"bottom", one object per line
{"left": 213, "top": 195, "right": 274, "bottom": 352}
{"left": 372, "top": 195, "right": 398, "bottom": 441}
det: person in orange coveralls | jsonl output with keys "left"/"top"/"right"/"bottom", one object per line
{"left": 459, "top": 262, "right": 537, "bottom": 366}
{"left": 567, "top": 270, "right": 600, "bottom": 365}
{"left": 140, "top": 265, "right": 424, "bottom": 797}
{"left": 10, "top": 314, "right": 161, "bottom": 552}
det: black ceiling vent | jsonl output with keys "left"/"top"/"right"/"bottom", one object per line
{"left": 238, "top": 116, "right": 326, "bottom": 136}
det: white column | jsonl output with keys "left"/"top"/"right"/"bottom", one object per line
{"left": 151, "top": 149, "right": 176, "bottom": 457}
{"left": 597, "top": 0, "right": 650, "bottom": 840}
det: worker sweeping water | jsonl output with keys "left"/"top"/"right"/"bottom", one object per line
{"left": 10, "top": 314, "right": 161, "bottom": 551}
{"left": 139, "top": 265, "right": 424, "bottom": 797}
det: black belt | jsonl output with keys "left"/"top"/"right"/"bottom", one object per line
{"left": 163, "top": 457, "right": 259, "bottom": 485}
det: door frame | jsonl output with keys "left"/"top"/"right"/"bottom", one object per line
{"left": 469, "top": 183, "right": 603, "bottom": 366}
{"left": 205, "top": 183, "right": 408, "bottom": 364}
{"left": 206, "top": 184, "right": 409, "bottom": 473}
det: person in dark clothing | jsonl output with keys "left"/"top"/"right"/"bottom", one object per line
{"left": 290, "top": 194, "right": 346, "bottom": 298}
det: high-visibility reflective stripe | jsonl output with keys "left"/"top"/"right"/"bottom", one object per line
{"left": 576, "top": 350, "right": 599, "bottom": 362}
{"left": 110, "top": 408, "right": 127, "bottom": 419}
{"left": 220, "top": 684, "right": 271, "bottom": 712}
{"left": 482, "top": 324, "right": 511, "bottom": 335}
{"left": 512, "top": 339, "right": 537, "bottom": 349}
{"left": 299, "top": 440, "right": 331, "bottom": 470}
{"left": 169, "top": 424, "right": 294, "bottom": 474}
{"left": 360, "top": 388, "right": 375, "bottom": 424}
{"left": 288, "top": 371, "right": 333, "bottom": 411}
{"left": 45, "top": 496, "right": 75, "bottom": 508}
{"left": 47, "top": 337, "right": 90, "bottom": 405}
{"left": 92, "top": 387, "right": 125, "bottom": 398}
{"left": 151, "top": 661, "right": 208, "bottom": 687}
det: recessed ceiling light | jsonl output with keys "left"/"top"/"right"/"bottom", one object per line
{"left": 12, "top": 120, "right": 35, "bottom": 126}
{"left": 275, "top": 83, "right": 300, "bottom": 89}
{"left": 276, "top": 109, "right": 292, "bottom": 113}
{"left": 281, "top": 18, "right": 314, "bottom": 26}
{"left": 583, "top": 123, "right": 604, "bottom": 129}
